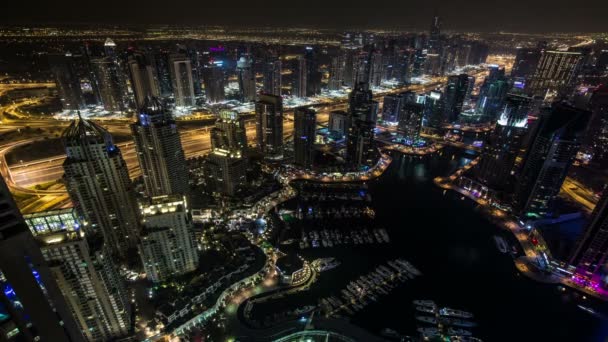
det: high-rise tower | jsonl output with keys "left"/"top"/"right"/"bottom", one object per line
{"left": 294, "top": 107, "right": 316, "bottom": 169}
{"left": 255, "top": 94, "right": 284, "bottom": 159}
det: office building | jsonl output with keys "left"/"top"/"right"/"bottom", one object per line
{"left": 346, "top": 117, "right": 376, "bottom": 168}
{"left": 139, "top": 196, "right": 199, "bottom": 282}
{"left": 169, "top": 54, "right": 196, "bottom": 107}
{"left": 328, "top": 54, "right": 346, "bottom": 90}
{"left": 293, "top": 107, "right": 316, "bottom": 168}
{"left": 369, "top": 50, "right": 384, "bottom": 87}
{"left": 63, "top": 116, "right": 140, "bottom": 257}
{"left": 428, "top": 13, "right": 441, "bottom": 53}
{"left": 236, "top": 55, "right": 256, "bottom": 102}
{"left": 154, "top": 50, "right": 174, "bottom": 97}
{"left": 210, "top": 110, "right": 248, "bottom": 154}
{"left": 476, "top": 65, "right": 510, "bottom": 119}
{"left": 398, "top": 102, "right": 424, "bottom": 144}
{"left": 304, "top": 47, "right": 322, "bottom": 97}
{"left": 263, "top": 56, "right": 282, "bottom": 97}
{"left": 443, "top": 74, "right": 471, "bottom": 123}
{"left": 514, "top": 103, "right": 590, "bottom": 218}
{"left": 27, "top": 209, "right": 132, "bottom": 341}
{"left": 48, "top": 53, "right": 85, "bottom": 111}
{"left": 131, "top": 97, "right": 189, "bottom": 197}
{"left": 91, "top": 57, "right": 126, "bottom": 112}
{"left": 202, "top": 61, "right": 225, "bottom": 103}
{"left": 585, "top": 85, "right": 608, "bottom": 166}
{"left": 0, "top": 177, "right": 85, "bottom": 342}
{"left": 127, "top": 52, "right": 160, "bottom": 109}
{"left": 255, "top": 94, "right": 284, "bottom": 159}
{"left": 422, "top": 91, "right": 445, "bottom": 129}
{"left": 329, "top": 110, "right": 350, "bottom": 138}
{"left": 382, "top": 94, "right": 403, "bottom": 123}
{"left": 526, "top": 50, "right": 582, "bottom": 97}
{"left": 570, "top": 189, "right": 608, "bottom": 288}
{"left": 292, "top": 55, "right": 307, "bottom": 98}
{"left": 204, "top": 150, "right": 247, "bottom": 196}
{"left": 511, "top": 47, "right": 542, "bottom": 79}
{"left": 475, "top": 94, "right": 532, "bottom": 191}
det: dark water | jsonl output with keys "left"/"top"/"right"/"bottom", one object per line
{"left": 257, "top": 147, "right": 608, "bottom": 341}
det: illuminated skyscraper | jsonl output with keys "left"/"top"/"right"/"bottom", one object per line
{"left": 263, "top": 56, "right": 282, "bottom": 97}
{"left": 382, "top": 94, "right": 403, "bottom": 123}
{"left": 476, "top": 65, "right": 510, "bottom": 119}
{"left": 210, "top": 110, "right": 248, "bottom": 155}
{"left": 526, "top": 50, "right": 582, "bottom": 97}
{"left": 48, "top": 53, "right": 85, "bottom": 110}
{"left": 154, "top": 50, "right": 174, "bottom": 97}
{"left": 256, "top": 94, "right": 284, "bottom": 159}
{"left": 514, "top": 103, "right": 590, "bottom": 218}
{"left": 422, "top": 90, "right": 445, "bottom": 130}
{"left": 329, "top": 110, "right": 350, "bottom": 138}
{"left": 0, "top": 177, "right": 84, "bottom": 342}
{"left": 369, "top": 50, "right": 384, "bottom": 87}
{"left": 63, "top": 116, "right": 140, "bottom": 257}
{"left": 91, "top": 57, "right": 127, "bottom": 112}
{"left": 585, "top": 85, "right": 608, "bottom": 167}
{"left": 475, "top": 94, "right": 532, "bottom": 191}
{"left": 169, "top": 54, "right": 196, "bottom": 107}
{"left": 428, "top": 13, "right": 441, "bottom": 53}
{"left": 236, "top": 55, "right": 256, "bottom": 102}
{"left": 292, "top": 55, "right": 307, "bottom": 98}
{"left": 131, "top": 97, "right": 189, "bottom": 197}
{"left": 27, "top": 209, "right": 132, "bottom": 341}
{"left": 443, "top": 74, "right": 471, "bottom": 123}
{"left": 398, "top": 102, "right": 424, "bottom": 144}
{"left": 127, "top": 52, "right": 160, "bottom": 109}
{"left": 202, "top": 63, "right": 225, "bottom": 104}
{"left": 294, "top": 107, "right": 316, "bottom": 168}
{"left": 139, "top": 196, "right": 199, "bottom": 282}
{"left": 347, "top": 84, "right": 377, "bottom": 168}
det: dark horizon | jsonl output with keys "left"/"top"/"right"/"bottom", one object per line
{"left": 1, "top": 0, "right": 607, "bottom": 33}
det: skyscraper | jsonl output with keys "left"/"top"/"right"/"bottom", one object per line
{"left": 329, "top": 110, "right": 350, "bottom": 138}
{"left": 202, "top": 61, "right": 225, "bottom": 104}
{"left": 154, "top": 50, "right": 174, "bottom": 97}
{"left": 347, "top": 117, "right": 376, "bottom": 168}
{"left": 292, "top": 55, "right": 307, "bottom": 98}
{"left": 526, "top": 50, "right": 582, "bottom": 97}
{"left": 570, "top": 188, "right": 608, "bottom": 288}
{"left": 428, "top": 13, "right": 441, "bottom": 53}
{"left": 236, "top": 55, "right": 256, "bottom": 102}
{"left": 210, "top": 110, "right": 248, "bottom": 154}
{"left": 256, "top": 94, "right": 284, "bottom": 159}
{"left": 511, "top": 47, "right": 542, "bottom": 79}
{"left": 368, "top": 50, "right": 384, "bottom": 87}
{"left": 422, "top": 91, "right": 444, "bottom": 130}
{"left": 48, "top": 53, "right": 85, "bottom": 111}
{"left": 328, "top": 54, "right": 346, "bottom": 91}
{"left": 294, "top": 107, "right": 316, "bottom": 168}
{"left": 27, "top": 209, "right": 132, "bottom": 341}
{"left": 204, "top": 151, "right": 248, "bottom": 196}
{"left": 0, "top": 177, "right": 84, "bottom": 342}
{"left": 263, "top": 56, "right": 282, "bottom": 97}
{"left": 91, "top": 57, "right": 127, "bottom": 112}
{"left": 585, "top": 85, "right": 608, "bottom": 167}
{"left": 169, "top": 54, "right": 196, "bottom": 107}
{"left": 475, "top": 94, "right": 532, "bottom": 191}
{"left": 398, "top": 102, "right": 424, "bottom": 144}
{"left": 476, "top": 65, "right": 510, "bottom": 119}
{"left": 514, "top": 103, "right": 590, "bottom": 218}
{"left": 304, "top": 47, "right": 322, "bottom": 97}
{"left": 382, "top": 94, "right": 403, "bottom": 123}
{"left": 139, "top": 195, "right": 199, "bottom": 282}
{"left": 131, "top": 97, "right": 189, "bottom": 197}
{"left": 63, "top": 116, "right": 140, "bottom": 257}
{"left": 127, "top": 52, "right": 160, "bottom": 109}
{"left": 443, "top": 74, "right": 471, "bottom": 123}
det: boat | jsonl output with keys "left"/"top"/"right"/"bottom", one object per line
{"left": 381, "top": 328, "right": 402, "bottom": 339}
{"left": 416, "top": 315, "right": 438, "bottom": 324}
{"left": 416, "top": 306, "right": 436, "bottom": 314}
{"left": 440, "top": 317, "right": 477, "bottom": 327}
{"left": 440, "top": 307, "right": 474, "bottom": 319}
{"left": 417, "top": 327, "right": 440, "bottom": 334}
{"left": 315, "top": 258, "right": 341, "bottom": 272}
{"left": 447, "top": 328, "right": 472, "bottom": 336}
{"left": 494, "top": 235, "right": 508, "bottom": 253}
{"left": 413, "top": 300, "right": 437, "bottom": 308}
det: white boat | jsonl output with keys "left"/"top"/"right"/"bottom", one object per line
{"left": 440, "top": 317, "right": 477, "bottom": 328}
{"left": 416, "top": 306, "right": 437, "bottom": 314}
{"left": 447, "top": 328, "right": 472, "bottom": 336}
{"left": 315, "top": 258, "right": 341, "bottom": 272}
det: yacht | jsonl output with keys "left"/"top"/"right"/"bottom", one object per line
{"left": 413, "top": 300, "right": 437, "bottom": 308}
{"left": 440, "top": 307, "right": 474, "bottom": 319}
{"left": 416, "top": 315, "right": 438, "bottom": 324}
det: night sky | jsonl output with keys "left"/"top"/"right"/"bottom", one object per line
{"left": 1, "top": 0, "right": 607, "bottom": 32}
